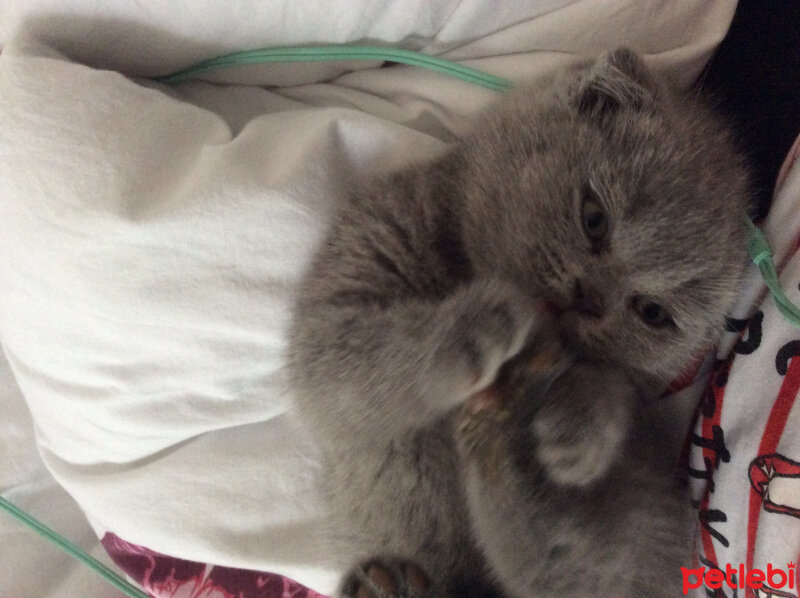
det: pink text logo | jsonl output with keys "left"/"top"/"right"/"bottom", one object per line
{"left": 682, "top": 563, "right": 796, "bottom": 595}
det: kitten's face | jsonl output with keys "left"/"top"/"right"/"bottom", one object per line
{"left": 459, "top": 49, "right": 750, "bottom": 379}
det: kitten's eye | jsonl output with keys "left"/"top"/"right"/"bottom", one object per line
{"left": 581, "top": 188, "right": 609, "bottom": 245}
{"left": 631, "top": 296, "right": 674, "bottom": 328}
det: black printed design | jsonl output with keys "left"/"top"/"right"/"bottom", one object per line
{"left": 775, "top": 339, "right": 800, "bottom": 375}
{"left": 733, "top": 311, "right": 763, "bottom": 355}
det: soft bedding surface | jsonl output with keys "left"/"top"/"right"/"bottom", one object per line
{"left": 0, "top": 1, "right": 772, "bottom": 596}
{"left": 0, "top": 347, "right": 127, "bottom": 598}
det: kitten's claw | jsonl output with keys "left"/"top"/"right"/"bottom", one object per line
{"left": 339, "top": 557, "right": 432, "bottom": 598}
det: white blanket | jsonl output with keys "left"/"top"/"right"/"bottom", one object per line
{"left": 0, "top": 1, "right": 738, "bottom": 594}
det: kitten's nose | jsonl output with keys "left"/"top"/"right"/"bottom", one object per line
{"left": 573, "top": 279, "right": 605, "bottom": 319}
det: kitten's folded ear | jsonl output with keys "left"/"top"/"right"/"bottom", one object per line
{"left": 574, "top": 48, "right": 657, "bottom": 116}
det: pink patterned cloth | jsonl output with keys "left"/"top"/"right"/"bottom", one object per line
{"left": 101, "top": 533, "right": 329, "bottom": 598}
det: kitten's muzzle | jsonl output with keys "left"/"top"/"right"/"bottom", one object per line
{"left": 573, "top": 279, "right": 605, "bottom": 319}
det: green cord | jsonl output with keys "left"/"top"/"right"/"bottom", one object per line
{"left": 0, "top": 495, "right": 150, "bottom": 598}
{"left": 156, "top": 44, "right": 513, "bottom": 91}
{"left": 744, "top": 217, "right": 800, "bottom": 328}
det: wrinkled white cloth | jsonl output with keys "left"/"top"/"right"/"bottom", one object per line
{"left": 0, "top": 1, "right": 738, "bottom": 594}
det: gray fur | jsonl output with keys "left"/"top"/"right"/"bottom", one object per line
{"left": 287, "top": 49, "right": 750, "bottom": 597}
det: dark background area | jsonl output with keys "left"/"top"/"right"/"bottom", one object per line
{"left": 699, "top": 0, "right": 800, "bottom": 220}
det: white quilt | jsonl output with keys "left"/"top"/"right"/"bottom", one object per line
{"left": 0, "top": 1, "right": 739, "bottom": 595}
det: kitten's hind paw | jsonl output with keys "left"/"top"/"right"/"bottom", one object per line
{"left": 339, "top": 557, "right": 432, "bottom": 598}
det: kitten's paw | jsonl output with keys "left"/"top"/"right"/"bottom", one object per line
{"left": 439, "top": 280, "right": 540, "bottom": 398}
{"left": 338, "top": 557, "right": 432, "bottom": 598}
{"left": 532, "top": 363, "right": 633, "bottom": 487}
{"left": 455, "top": 342, "right": 571, "bottom": 479}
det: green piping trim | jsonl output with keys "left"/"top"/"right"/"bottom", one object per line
{"left": 744, "top": 217, "right": 800, "bottom": 328}
{"left": 0, "top": 495, "right": 150, "bottom": 598}
{"left": 157, "top": 44, "right": 512, "bottom": 91}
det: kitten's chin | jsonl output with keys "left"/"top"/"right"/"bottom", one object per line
{"left": 554, "top": 311, "right": 615, "bottom": 365}
{"left": 542, "top": 301, "right": 565, "bottom": 318}
{"left": 554, "top": 312, "right": 593, "bottom": 355}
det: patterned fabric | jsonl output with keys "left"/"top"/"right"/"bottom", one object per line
{"left": 688, "top": 134, "right": 800, "bottom": 598}
{"left": 102, "top": 533, "right": 328, "bottom": 598}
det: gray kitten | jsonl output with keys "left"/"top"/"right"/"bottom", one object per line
{"left": 287, "top": 49, "right": 750, "bottom": 597}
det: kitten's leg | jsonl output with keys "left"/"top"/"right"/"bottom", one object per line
{"left": 456, "top": 362, "right": 689, "bottom": 597}
{"left": 291, "top": 279, "right": 543, "bottom": 596}
{"left": 290, "top": 278, "right": 541, "bottom": 445}
{"left": 530, "top": 361, "right": 635, "bottom": 487}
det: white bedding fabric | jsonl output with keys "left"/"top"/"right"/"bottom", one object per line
{"left": 0, "top": 1, "right": 738, "bottom": 595}
{"left": 0, "top": 347, "right": 125, "bottom": 598}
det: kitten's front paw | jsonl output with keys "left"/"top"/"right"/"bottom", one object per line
{"left": 339, "top": 557, "right": 432, "bottom": 598}
{"left": 456, "top": 342, "right": 571, "bottom": 479}
{"left": 439, "top": 280, "right": 541, "bottom": 399}
{"left": 532, "top": 362, "right": 633, "bottom": 487}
